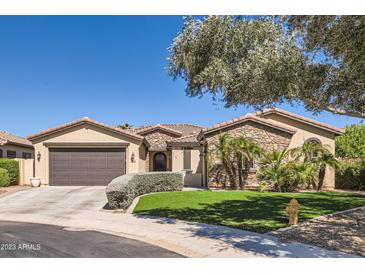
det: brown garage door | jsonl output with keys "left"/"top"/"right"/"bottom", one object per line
{"left": 49, "top": 148, "right": 126, "bottom": 186}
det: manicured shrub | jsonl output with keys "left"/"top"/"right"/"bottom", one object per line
{"left": 106, "top": 172, "right": 184, "bottom": 209}
{"left": 336, "top": 160, "right": 365, "bottom": 190}
{"left": 0, "top": 158, "right": 19, "bottom": 185}
{"left": 0, "top": 168, "right": 10, "bottom": 187}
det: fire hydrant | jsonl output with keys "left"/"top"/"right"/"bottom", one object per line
{"left": 286, "top": 198, "right": 299, "bottom": 225}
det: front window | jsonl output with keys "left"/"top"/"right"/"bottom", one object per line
{"left": 306, "top": 138, "right": 321, "bottom": 161}
{"left": 183, "top": 148, "right": 191, "bottom": 170}
{"left": 7, "top": 150, "right": 16, "bottom": 159}
{"left": 22, "top": 152, "right": 32, "bottom": 159}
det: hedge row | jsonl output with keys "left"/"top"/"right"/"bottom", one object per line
{"left": 0, "top": 158, "right": 19, "bottom": 186}
{"left": 0, "top": 168, "right": 10, "bottom": 187}
{"left": 336, "top": 160, "right": 365, "bottom": 191}
{"left": 106, "top": 172, "right": 184, "bottom": 209}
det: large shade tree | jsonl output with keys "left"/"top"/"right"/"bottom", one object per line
{"left": 336, "top": 124, "right": 365, "bottom": 158}
{"left": 168, "top": 16, "right": 365, "bottom": 118}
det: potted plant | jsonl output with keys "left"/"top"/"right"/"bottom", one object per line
{"left": 30, "top": 177, "right": 41, "bottom": 187}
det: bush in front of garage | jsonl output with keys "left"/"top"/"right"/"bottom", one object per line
{"left": 0, "top": 158, "right": 19, "bottom": 185}
{"left": 0, "top": 168, "right": 10, "bottom": 187}
{"left": 106, "top": 172, "right": 184, "bottom": 209}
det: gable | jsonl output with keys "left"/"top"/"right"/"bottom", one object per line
{"left": 261, "top": 113, "right": 337, "bottom": 140}
{"left": 28, "top": 117, "right": 144, "bottom": 144}
{"left": 204, "top": 120, "right": 292, "bottom": 152}
{"left": 257, "top": 108, "right": 344, "bottom": 136}
{"left": 143, "top": 130, "right": 179, "bottom": 151}
{"left": 30, "top": 123, "right": 141, "bottom": 145}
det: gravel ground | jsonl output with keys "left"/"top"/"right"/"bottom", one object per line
{"left": 270, "top": 207, "right": 365, "bottom": 257}
{"left": 0, "top": 186, "right": 29, "bottom": 198}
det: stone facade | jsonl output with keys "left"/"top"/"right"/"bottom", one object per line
{"left": 205, "top": 121, "right": 292, "bottom": 189}
{"left": 141, "top": 130, "right": 179, "bottom": 151}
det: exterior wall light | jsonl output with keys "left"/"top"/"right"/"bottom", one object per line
{"left": 37, "top": 151, "right": 41, "bottom": 161}
{"left": 131, "top": 152, "right": 135, "bottom": 163}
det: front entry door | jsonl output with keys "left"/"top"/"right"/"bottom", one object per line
{"left": 153, "top": 152, "right": 166, "bottom": 171}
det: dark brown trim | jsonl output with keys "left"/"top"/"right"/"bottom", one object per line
{"left": 43, "top": 142, "right": 130, "bottom": 147}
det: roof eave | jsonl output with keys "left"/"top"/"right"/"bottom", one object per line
{"left": 203, "top": 117, "right": 296, "bottom": 136}
{"left": 28, "top": 120, "right": 144, "bottom": 142}
{"left": 135, "top": 125, "right": 183, "bottom": 137}
{"left": 258, "top": 109, "right": 344, "bottom": 135}
{"left": 7, "top": 141, "right": 34, "bottom": 149}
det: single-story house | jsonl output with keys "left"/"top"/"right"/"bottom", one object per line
{"left": 27, "top": 108, "right": 343, "bottom": 189}
{"left": 0, "top": 131, "right": 34, "bottom": 159}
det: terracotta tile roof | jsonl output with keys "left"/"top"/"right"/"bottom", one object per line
{"left": 256, "top": 108, "right": 344, "bottom": 135}
{"left": 132, "top": 124, "right": 183, "bottom": 137}
{"left": 129, "top": 123, "right": 203, "bottom": 150}
{"left": 0, "top": 131, "right": 33, "bottom": 148}
{"left": 167, "top": 132, "right": 201, "bottom": 146}
{"left": 130, "top": 123, "right": 203, "bottom": 136}
{"left": 202, "top": 114, "right": 297, "bottom": 135}
{"left": 28, "top": 117, "right": 144, "bottom": 142}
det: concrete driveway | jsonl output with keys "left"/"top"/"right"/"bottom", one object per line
{"left": 0, "top": 187, "right": 357, "bottom": 258}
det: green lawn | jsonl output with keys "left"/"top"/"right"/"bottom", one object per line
{"left": 133, "top": 191, "right": 365, "bottom": 233}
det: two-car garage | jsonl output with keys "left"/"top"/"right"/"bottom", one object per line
{"left": 49, "top": 148, "right": 126, "bottom": 186}
{"left": 28, "top": 117, "right": 146, "bottom": 186}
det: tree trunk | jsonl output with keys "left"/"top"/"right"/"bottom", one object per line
{"left": 224, "top": 159, "right": 238, "bottom": 190}
{"left": 317, "top": 166, "right": 326, "bottom": 191}
{"left": 237, "top": 155, "right": 243, "bottom": 190}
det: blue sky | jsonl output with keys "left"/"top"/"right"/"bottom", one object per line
{"left": 0, "top": 16, "right": 362, "bottom": 137}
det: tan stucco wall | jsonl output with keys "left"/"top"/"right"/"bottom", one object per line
{"left": 171, "top": 148, "right": 202, "bottom": 174}
{"left": 262, "top": 113, "right": 336, "bottom": 189}
{"left": 0, "top": 144, "right": 34, "bottom": 159}
{"left": 16, "top": 159, "right": 34, "bottom": 186}
{"left": 31, "top": 124, "right": 144, "bottom": 186}
{"left": 172, "top": 147, "right": 203, "bottom": 186}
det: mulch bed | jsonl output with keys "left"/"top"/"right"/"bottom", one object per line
{"left": 270, "top": 207, "right": 365, "bottom": 257}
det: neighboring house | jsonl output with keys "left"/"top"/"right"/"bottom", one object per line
{"left": 0, "top": 131, "right": 34, "bottom": 159}
{"left": 27, "top": 108, "right": 343, "bottom": 189}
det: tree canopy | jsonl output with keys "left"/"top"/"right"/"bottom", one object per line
{"left": 168, "top": 16, "right": 365, "bottom": 118}
{"left": 336, "top": 123, "right": 365, "bottom": 158}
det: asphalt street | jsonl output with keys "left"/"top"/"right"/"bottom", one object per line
{"left": 0, "top": 221, "right": 184, "bottom": 258}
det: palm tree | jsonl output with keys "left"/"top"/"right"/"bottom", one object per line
{"left": 231, "top": 137, "right": 262, "bottom": 189}
{"left": 117, "top": 123, "right": 133, "bottom": 129}
{"left": 287, "top": 161, "right": 318, "bottom": 190}
{"left": 211, "top": 133, "right": 237, "bottom": 188}
{"left": 316, "top": 152, "right": 338, "bottom": 190}
{"left": 258, "top": 149, "right": 292, "bottom": 192}
{"left": 291, "top": 141, "right": 328, "bottom": 162}
{"left": 292, "top": 142, "right": 338, "bottom": 190}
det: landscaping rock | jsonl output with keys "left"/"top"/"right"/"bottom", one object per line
{"left": 106, "top": 172, "right": 184, "bottom": 209}
{"left": 270, "top": 207, "right": 365, "bottom": 257}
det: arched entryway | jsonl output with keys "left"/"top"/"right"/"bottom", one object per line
{"left": 153, "top": 152, "right": 167, "bottom": 171}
